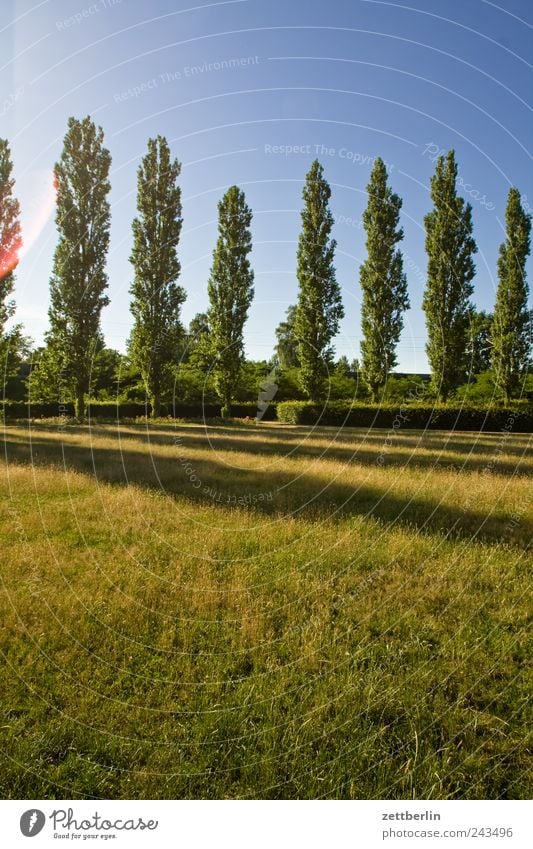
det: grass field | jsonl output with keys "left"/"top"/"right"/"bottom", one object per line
{"left": 1, "top": 420, "right": 531, "bottom": 799}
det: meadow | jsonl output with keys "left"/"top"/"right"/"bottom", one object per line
{"left": 1, "top": 420, "right": 531, "bottom": 799}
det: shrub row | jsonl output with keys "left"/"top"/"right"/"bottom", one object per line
{"left": 276, "top": 401, "right": 533, "bottom": 432}
{"left": 2, "top": 400, "right": 277, "bottom": 421}
{"left": 3, "top": 399, "right": 531, "bottom": 431}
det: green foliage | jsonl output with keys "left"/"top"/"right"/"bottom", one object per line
{"left": 455, "top": 370, "right": 497, "bottom": 404}
{"left": 423, "top": 151, "right": 477, "bottom": 401}
{"left": 466, "top": 309, "right": 493, "bottom": 375}
{"left": 327, "top": 372, "right": 358, "bottom": 400}
{"left": 46, "top": 116, "right": 112, "bottom": 418}
{"left": 381, "top": 375, "right": 430, "bottom": 403}
{"left": 27, "top": 345, "right": 73, "bottom": 405}
{"left": 276, "top": 400, "right": 533, "bottom": 431}
{"left": 0, "top": 138, "right": 23, "bottom": 383}
{"left": 175, "top": 362, "right": 218, "bottom": 404}
{"left": 351, "top": 357, "right": 361, "bottom": 376}
{"left": 91, "top": 348, "right": 123, "bottom": 399}
{"left": 491, "top": 188, "right": 532, "bottom": 403}
{"left": 295, "top": 160, "right": 344, "bottom": 401}
{"left": 28, "top": 345, "right": 125, "bottom": 405}
{"left": 2, "top": 140, "right": 532, "bottom": 417}
{"left": 274, "top": 304, "right": 299, "bottom": 368}
{"left": 3, "top": 399, "right": 278, "bottom": 421}
{"left": 1, "top": 335, "right": 32, "bottom": 400}
{"left": 334, "top": 355, "right": 351, "bottom": 376}
{"left": 359, "top": 159, "right": 409, "bottom": 400}
{"left": 268, "top": 366, "right": 306, "bottom": 401}
{"left": 207, "top": 185, "right": 254, "bottom": 415}
{"left": 182, "top": 312, "right": 211, "bottom": 368}
{"left": 128, "top": 136, "right": 185, "bottom": 417}
{"left": 176, "top": 359, "right": 304, "bottom": 406}
{"left": 232, "top": 360, "right": 271, "bottom": 402}
{"left": 107, "top": 355, "right": 142, "bottom": 402}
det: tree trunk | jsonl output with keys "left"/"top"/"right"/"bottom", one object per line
{"left": 221, "top": 389, "right": 232, "bottom": 418}
{"left": 151, "top": 392, "right": 161, "bottom": 419}
{"left": 75, "top": 388, "right": 85, "bottom": 420}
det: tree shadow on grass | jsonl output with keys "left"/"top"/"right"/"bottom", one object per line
{"left": 66, "top": 422, "right": 533, "bottom": 478}
{"left": 2, "top": 428, "right": 530, "bottom": 549}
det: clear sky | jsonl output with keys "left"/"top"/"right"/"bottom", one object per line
{"left": 3, "top": 0, "right": 532, "bottom": 371}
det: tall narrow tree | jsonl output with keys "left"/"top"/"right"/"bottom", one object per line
{"left": 423, "top": 150, "right": 477, "bottom": 401}
{"left": 491, "top": 188, "right": 531, "bottom": 403}
{"left": 0, "top": 139, "right": 22, "bottom": 376}
{"left": 207, "top": 185, "right": 254, "bottom": 417}
{"left": 295, "top": 160, "right": 344, "bottom": 401}
{"left": 128, "top": 136, "right": 185, "bottom": 417}
{"left": 359, "top": 158, "right": 409, "bottom": 401}
{"left": 46, "top": 116, "right": 111, "bottom": 418}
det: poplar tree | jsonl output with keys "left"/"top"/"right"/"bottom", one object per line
{"left": 359, "top": 158, "right": 409, "bottom": 401}
{"left": 128, "top": 136, "right": 185, "bottom": 417}
{"left": 491, "top": 188, "right": 532, "bottom": 403}
{"left": 207, "top": 185, "right": 254, "bottom": 417}
{"left": 423, "top": 150, "right": 477, "bottom": 402}
{"left": 0, "top": 139, "right": 22, "bottom": 376}
{"left": 295, "top": 160, "right": 344, "bottom": 402}
{"left": 46, "top": 116, "right": 111, "bottom": 418}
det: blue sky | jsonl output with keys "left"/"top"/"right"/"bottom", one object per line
{"left": 3, "top": 0, "right": 532, "bottom": 371}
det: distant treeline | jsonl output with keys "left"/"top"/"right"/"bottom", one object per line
{"left": 0, "top": 117, "right": 531, "bottom": 419}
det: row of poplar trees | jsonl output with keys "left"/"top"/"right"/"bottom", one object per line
{"left": 0, "top": 115, "right": 531, "bottom": 417}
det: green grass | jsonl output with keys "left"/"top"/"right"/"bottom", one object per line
{"left": 1, "top": 420, "right": 531, "bottom": 799}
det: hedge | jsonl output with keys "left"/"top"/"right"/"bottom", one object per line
{"left": 3, "top": 399, "right": 532, "bottom": 432}
{"left": 276, "top": 401, "right": 533, "bottom": 432}
{"left": 2, "top": 400, "right": 277, "bottom": 421}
